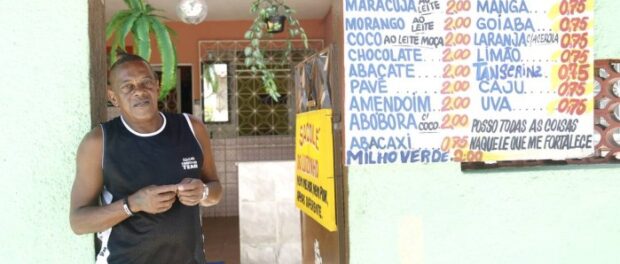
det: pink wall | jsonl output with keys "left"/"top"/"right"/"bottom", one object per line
{"left": 146, "top": 19, "right": 328, "bottom": 98}
{"left": 107, "top": 9, "right": 335, "bottom": 99}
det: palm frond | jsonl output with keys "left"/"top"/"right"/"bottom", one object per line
{"left": 117, "top": 12, "right": 141, "bottom": 51}
{"left": 134, "top": 16, "right": 152, "bottom": 61}
{"left": 106, "top": 10, "right": 132, "bottom": 40}
{"left": 150, "top": 17, "right": 177, "bottom": 100}
{"left": 108, "top": 33, "right": 122, "bottom": 65}
{"left": 144, "top": 4, "right": 156, "bottom": 13}
{"left": 122, "top": 0, "right": 135, "bottom": 9}
{"left": 125, "top": 0, "right": 144, "bottom": 11}
{"left": 165, "top": 24, "right": 177, "bottom": 37}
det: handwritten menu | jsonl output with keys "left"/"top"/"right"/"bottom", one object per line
{"left": 344, "top": 0, "right": 595, "bottom": 165}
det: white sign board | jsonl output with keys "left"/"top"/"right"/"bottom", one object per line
{"left": 344, "top": 0, "right": 595, "bottom": 165}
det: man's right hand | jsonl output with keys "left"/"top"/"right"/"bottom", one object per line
{"left": 128, "top": 185, "right": 178, "bottom": 214}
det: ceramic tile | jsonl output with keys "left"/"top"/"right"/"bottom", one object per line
{"left": 238, "top": 164, "right": 275, "bottom": 202}
{"left": 276, "top": 242, "right": 301, "bottom": 264}
{"left": 276, "top": 201, "right": 301, "bottom": 244}
{"left": 239, "top": 202, "right": 277, "bottom": 244}
{"left": 240, "top": 244, "right": 275, "bottom": 264}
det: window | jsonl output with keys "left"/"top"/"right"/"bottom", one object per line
{"left": 199, "top": 40, "right": 323, "bottom": 138}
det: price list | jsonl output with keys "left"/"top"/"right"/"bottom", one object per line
{"left": 441, "top": 0, "right": 478, "bottom": 162}
{"left": 343, "top": 0, "right": 595, "bottom": 165}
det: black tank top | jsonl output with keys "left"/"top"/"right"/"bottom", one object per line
{"left": 97, "top": 112, "right": 206, "bottom": 264}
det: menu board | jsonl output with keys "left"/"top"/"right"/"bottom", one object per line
{"left": 344, "top": 0, "right": 595, "bottom": 165}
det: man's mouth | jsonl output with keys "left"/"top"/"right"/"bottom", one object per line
{"left": 133, "top": 99, "right": 150, "bottom": 107}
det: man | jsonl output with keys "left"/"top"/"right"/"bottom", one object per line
{"left": 70, "top": 52, "right": 222, "bottom": 264}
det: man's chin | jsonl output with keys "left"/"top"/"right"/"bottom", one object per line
{"left": 123, "top": 107, "right": 159, "bottom": 120}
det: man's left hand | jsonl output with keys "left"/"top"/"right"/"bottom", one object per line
{"left": 177, "top": 178, "right": 204, "bottom": 206}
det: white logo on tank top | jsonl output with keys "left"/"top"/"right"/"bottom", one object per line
{"left": 181, "top": 157, "right": 199, "bottom": 170}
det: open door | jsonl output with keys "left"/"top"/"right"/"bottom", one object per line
{"left": 295, "top": 46, "right": 347, "bottom": 264}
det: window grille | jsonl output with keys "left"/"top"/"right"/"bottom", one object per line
{"left": 199, "top": 40, "right": 323, "bottom": 138}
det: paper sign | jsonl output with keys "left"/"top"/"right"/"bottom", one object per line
{"left": 295, "top": 109, "right": 337, "bottom": 231}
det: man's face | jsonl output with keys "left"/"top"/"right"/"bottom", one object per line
{"left": 108, "top": 60, "right": 160, "bottom": 120}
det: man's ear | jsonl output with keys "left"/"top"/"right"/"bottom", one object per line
{"left": 107, "top": 89, "right": 118, "bottom": 107}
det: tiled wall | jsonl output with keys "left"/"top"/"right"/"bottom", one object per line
{"left": 203, "top": 136, "right": 295, "bottom": 217}
{"left": 238, "top": 161, "right": 301, "bottom": 264}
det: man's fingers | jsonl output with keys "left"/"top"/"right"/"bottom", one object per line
{"left": 177, "top": 191, "right": 201, "bottom": 198}
{"left": 158, "top": 197, "right": 175, "bottom": 206}
{"left": 177, "top": 178, "right": 201, "bottom": 192}
{"left": 160, "top": 191, "right": 177, "bottom": 199}
{"left": 157, "top": 193, "right": 177, "bottom": 203}
{"left": 141, "top": 181, "right": 205, "bottom": 213}
{"left": 154, "top": 198, "right": 175, "bottom": 211}
{"left": 177, "top": 183, "right": 198, "bottom": 192}
{"left": 154, "top": 184, "right": 179, "bottom": 194}
{"left": 180, "top": 178, "right": 193, "bottom": 184}
{"left": 178, "top": 194, "right": 199, "bottom": 203}
{"left": 179, "top": 197, "right": 199, "bottom": 206}
{"left": 156, "top": 205, "right": 172, "bottom": 213}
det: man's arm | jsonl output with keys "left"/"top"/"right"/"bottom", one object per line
{"left": 177, "top": 115, "right": 223, "bottom": 207}
{"left": 192, "top": 116, "right": 223, "bottom": 206}
{"left": 70, "top": 127, "right": 178, "bottom": 235}
{"left": 69, "top": 127, "right": 129, "bottom": 234}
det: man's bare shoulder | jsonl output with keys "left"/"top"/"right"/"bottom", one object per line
{"left": 78, "top": 126, "right": 103, "bottom": 156}
{"left": 186, "top": 114, "right": 203, "bottom": 127}
{"left": 186, "top": 114, "right": 208, "bottom": 134}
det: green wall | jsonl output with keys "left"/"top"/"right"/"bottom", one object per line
{"left": 0, "top": 1, "right": 93, "bottom": 263}
{"left": 594, "top": 0, "right": 620, "bottom": 59}
{"left": 349, "top": 164, "right": 620, "bottom": 264}
{"left": 348, "top": 1, "right": 620, "bottom": 263}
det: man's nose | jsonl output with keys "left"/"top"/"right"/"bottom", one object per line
{"left": 132, "top": 82, "right": 152, "bottom": 94}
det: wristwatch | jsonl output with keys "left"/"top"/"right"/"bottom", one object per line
{"left": 201, "top": 183, "right": 209, "bottom": 200}
{"left": 122, "top": 197, "right": 134, "bottom": 217}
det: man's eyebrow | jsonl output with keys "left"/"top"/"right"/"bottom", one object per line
{"left": 120, "top": 76, "right": 149, "bottom": 83}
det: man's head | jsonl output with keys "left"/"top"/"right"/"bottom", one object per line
{"left": 107, "top": 52, "right": 160, "bottom": 121}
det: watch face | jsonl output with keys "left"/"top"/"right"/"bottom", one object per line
{"left": 202, "top": 184, "right": 209, "bottom": 199}
{"left": 123, "top": 199, "right": 133, "bottom": 216}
